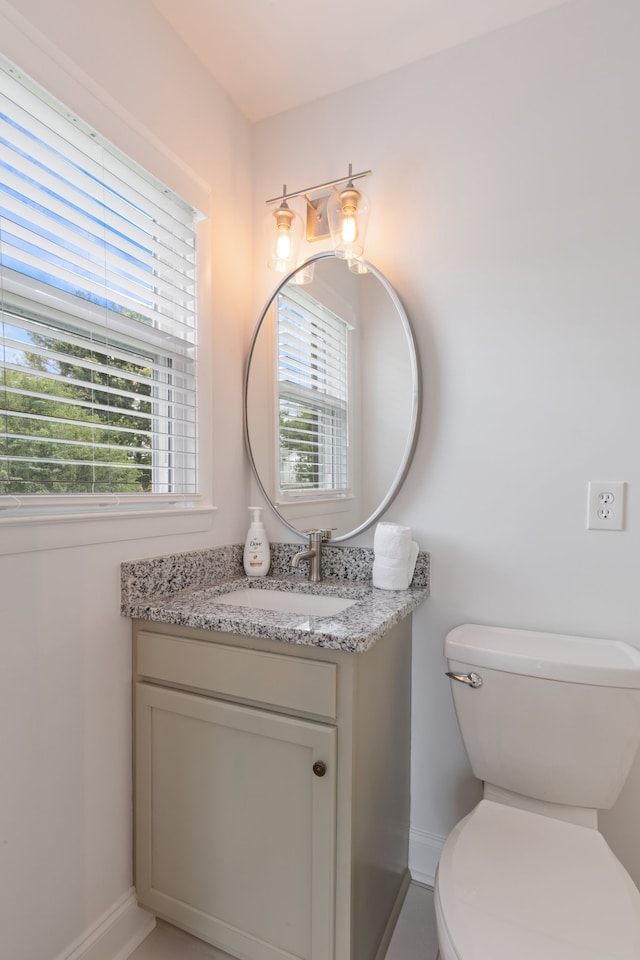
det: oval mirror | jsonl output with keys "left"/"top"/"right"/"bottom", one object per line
{"left": 244, "top": 252, "right": 421, "bottom": 541}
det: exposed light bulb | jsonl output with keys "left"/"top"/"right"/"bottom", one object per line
{"left": 341, "top": 211, "right": 358, "bottom": 245}
{"left": 337, "top": 186, "right": 361, "bottom": 246}
{"left": 275, "top": 225, "right": 292, "bottom": 262}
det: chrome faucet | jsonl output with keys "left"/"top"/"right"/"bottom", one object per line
{"left": 291, "top": 529, "right": 332, "bottom": 583}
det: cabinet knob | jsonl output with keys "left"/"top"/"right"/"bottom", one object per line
{"left": 312, "top": 761, "right": 327, "bottom": 778}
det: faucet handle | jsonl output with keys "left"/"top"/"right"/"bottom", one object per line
{"left": 304, "top": 528, "right": 335, "bottom": 543}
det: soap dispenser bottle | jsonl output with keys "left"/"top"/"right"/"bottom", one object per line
{"left": 243, "top": 506, "right": 271, "bottom": 577}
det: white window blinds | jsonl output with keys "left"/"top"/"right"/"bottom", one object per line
{"left": 0, "top": 58, "right": 201, "bottom": 506}
{"left": 277, "top": 287, "right": 350, "bottom": 497}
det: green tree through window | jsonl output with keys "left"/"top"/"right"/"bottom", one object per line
{"left": 1, "top": 314, "right": 154, "bottom": 493}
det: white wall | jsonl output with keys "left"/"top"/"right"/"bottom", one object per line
{"left": 252, "top": 0, "right": 640, "bottom": 887}
{"left": 358, "top": 274, "right": 416, "bottom": 519}
{"left": 0, "top": 2, "right": 251, "bottom": 958}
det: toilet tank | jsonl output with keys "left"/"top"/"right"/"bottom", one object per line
{"left": 445, "top": 624, "right": 640, "bottom": 809}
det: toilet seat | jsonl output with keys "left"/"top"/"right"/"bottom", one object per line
{"left": 435, "top": 799, "right": 640, "bottom": 960}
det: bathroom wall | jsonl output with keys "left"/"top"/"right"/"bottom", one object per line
{"left": 0, "top": 1, "right": 251, "bottom": 958}
{"left": 252, "top": 0, "right": 640, "bottom": 887}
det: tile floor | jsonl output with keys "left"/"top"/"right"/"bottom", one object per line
{"left": 129, "top": 882, "right": 439, "bottom": 960}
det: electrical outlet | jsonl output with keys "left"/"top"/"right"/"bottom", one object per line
{"left": 587, "top": 481, "right": 626, "bottom": 531}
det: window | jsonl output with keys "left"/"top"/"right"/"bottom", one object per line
{"left": 277, "top": 286, "right": 350, "bottom": 499}
{"left": 0, "top": 58, "right": 201, "bottom": 512}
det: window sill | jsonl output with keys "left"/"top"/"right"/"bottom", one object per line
{"left": 274, "top": 496, "right": 355, "bottom": 517}
{"left": 0, "top": 505, "right": 217, "bottom": 556}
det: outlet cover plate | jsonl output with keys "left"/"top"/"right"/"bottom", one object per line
{"left": 587, "top": 481, "right": 625, "bottom": 531}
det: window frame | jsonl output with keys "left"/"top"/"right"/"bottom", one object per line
{"left": 275, "top": 285, "right": 353, "bottom": 504}
{"left": 0, "top": 55, "right": 206, "bottom": 530}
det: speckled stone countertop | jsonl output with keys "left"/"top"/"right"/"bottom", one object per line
{"left": 121, "top": 543, "right": 430, "bottom": 653}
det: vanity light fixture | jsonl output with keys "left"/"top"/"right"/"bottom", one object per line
{"left": 265, "top": 165, "right": 371, "bottom": 274}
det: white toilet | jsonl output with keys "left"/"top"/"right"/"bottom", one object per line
{"left": 435, "top": 623, "right": 640, "bottom": 960}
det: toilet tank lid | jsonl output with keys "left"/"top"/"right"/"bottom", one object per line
{"left": 445, "top": 624, "right": 640, "bottom": 687}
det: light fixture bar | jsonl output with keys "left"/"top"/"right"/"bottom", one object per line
{"left": 266, "top": 167, "right": 372, "bottom": 206}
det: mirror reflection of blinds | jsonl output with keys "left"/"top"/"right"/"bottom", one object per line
{"left": 0, "top": 58, "right": 200, "bottom": 501}
{"left": 277, "top": 289, "right": 349, "bottom": 496}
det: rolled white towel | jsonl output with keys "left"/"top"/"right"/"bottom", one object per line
{"left": 373, "top": 522, "right": 412, "bottom": 562}
{"left": 373, "top": 558, "right": 411, "bottom": 591}
{"left": 372, "top": 540, "right": 420, "bottom": 591}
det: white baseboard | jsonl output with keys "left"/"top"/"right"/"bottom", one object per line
{"left": 49, "top": 839, "right": 440, "bottom": 960}
{"left": 54, "top": 887, "right": 155, "bottom": 960}
{"left": 409, "top": 827, "right": 445, "bottom": 887}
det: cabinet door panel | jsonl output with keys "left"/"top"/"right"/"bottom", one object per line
{"left": 136, "top": 683, "right": 336, "bottom": 960}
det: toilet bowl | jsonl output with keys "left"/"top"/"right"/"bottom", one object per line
{"left": 436, "top": 624, "right": 640, "bottom": 960}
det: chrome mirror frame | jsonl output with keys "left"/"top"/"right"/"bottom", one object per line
{"left": 244, "top": 251, "right": 421, "bottom": 542}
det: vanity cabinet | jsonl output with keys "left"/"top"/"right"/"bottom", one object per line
{"left": 133, "top": 617, "right": 412, "bottom": 960}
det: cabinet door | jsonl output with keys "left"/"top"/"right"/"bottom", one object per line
{"left": 135, "top": 683, "right": 336, "bottom": 960}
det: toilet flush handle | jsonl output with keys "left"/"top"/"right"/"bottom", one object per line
{"left": 446, "top": 671, "right": 483, "bottom": 688}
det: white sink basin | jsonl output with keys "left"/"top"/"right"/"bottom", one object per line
{"left": 215, "top": 588, "right": 356, "bottom": 616}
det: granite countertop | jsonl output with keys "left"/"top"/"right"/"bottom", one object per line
{"left": 121, "top": 543, "right": 430, "bottom": 654}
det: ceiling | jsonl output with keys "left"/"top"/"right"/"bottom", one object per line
{"left": 151, "top": 0, "right": 570, "bottom": 123}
